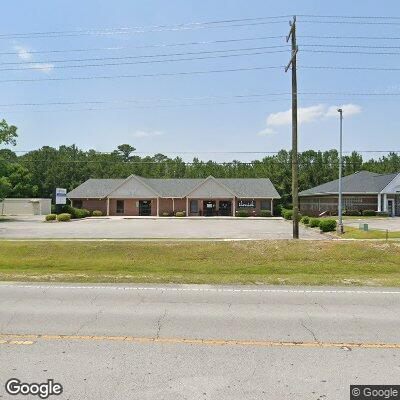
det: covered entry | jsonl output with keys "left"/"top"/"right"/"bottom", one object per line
{"left": 219, "top": 200, "right": 232, "bottom": 216}
{"left": 139, "top": 200, "right": 152, "bottom": 216}
{"left": 203, "top": 200, "right": 216, "bottom": 216}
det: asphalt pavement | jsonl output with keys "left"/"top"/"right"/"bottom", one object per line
{"left": 0, "top": 283, "right": 399, "bottom": 399}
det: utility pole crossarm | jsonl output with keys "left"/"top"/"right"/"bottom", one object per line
{"left": 285, "top": 46, "right": 298, "bottom": 73}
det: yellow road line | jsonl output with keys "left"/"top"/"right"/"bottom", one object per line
{"left": 0, "top": 333, "right": 399, "bottom": 350}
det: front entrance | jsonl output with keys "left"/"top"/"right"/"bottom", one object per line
{"left": 139, "top": 200, "right": 152, "bottom": 216}
{"left": 388, "top": 199, "right": 395, "bottom": 217}
{"left": 219, "top": 201, "right": 232, "bottom": 216}
{"left": 203, "top": 200, "right": 216, "bottom": 216}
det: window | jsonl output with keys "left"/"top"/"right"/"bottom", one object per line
{"left": 74, "top": 200, "right": 83, "bottom": 209}
{"left": 260, "top": 200, "right": 270, "bottom": 210}
{"left": 190, "top": 200, "right": 198, "bottom": 213}
{"left": 343, "top": 197, "right": 362, "bottom": 210}
{"left": 116, "top": 200, "right": 124, "bottom": 214}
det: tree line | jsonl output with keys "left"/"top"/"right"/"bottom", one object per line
{"left": 1, "top": 119, "right": 400, "bottom": 205}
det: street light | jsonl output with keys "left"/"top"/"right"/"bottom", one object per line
{"left": 337, "top": 108, "right": 344, "bottom": 234}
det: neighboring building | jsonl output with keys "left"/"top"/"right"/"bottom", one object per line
{"left": 0, "top": 198, "right": 51, "bottom": 215}
{"left": 67, "top": 175, "right": 280, "bottom": 217}
{"left": 299, "top": 170, "right": 400, "bottom": 216}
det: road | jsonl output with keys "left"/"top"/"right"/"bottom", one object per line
{"left": 0, "top": 283, "right": 399, "bottom": 399}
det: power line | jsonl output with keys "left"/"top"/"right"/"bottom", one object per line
{"left": 0, "top": 36, "right": 287, "bottom": 56}
{"left": 302, "top": 49, "right": 400, "bottom": 55}
{"left": 0, "top": 66, "right": 283, "bottom": 83}
{"left": 0, "top": 18, "right": 289, "bottom": 40}
{"left": 300, "top": 19, "right": 400, "bottom": 26}
{"left": 296, "top": 14, "right": 400, "bottom": 20}
{"left": 0, "top": 45, "right": 289, "bottom": 66}
{"left": 298, "top": 35, "right": 400, "bottom": 40}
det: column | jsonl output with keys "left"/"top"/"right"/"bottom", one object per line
{"left": 377, "top": 194, "right": 382, "bottom": 212}
{"left": 383, "top": 194, "right": 388, "bottom": 212}
{"left": 157, "top": 197, "right": 159, "bottom": 216}
{"left": 232, "top": 197, "right": 236, "bottom": 217}
{"left": 106, "top": 198, "right": 110, "bottom": 216}
{"left": 172, "top": 198, "right": 175, "bottom": 213}
{"left": 186, "top": 197, "right": 189, "bottom": 216}
{"left": 270, "top": 199, "right": 274, "bottom": 216}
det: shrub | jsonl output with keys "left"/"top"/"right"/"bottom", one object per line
{"left": 309, "top": 218, "right": 320, "bottom": 228}
{"left": 74, "top": 208, "right": 90, "bottom": 219}
{"left": 236, "top": 210, "right": 249, "bottom": 217}
{"left": 300, "top": 216, "right": 310, "bottom": 225}
{"left": 344, "top": 209, "right": 361, "bottom": 216}
{"left": 362, "top": 210, "right": 376, "bottom": 216}
{"left": 376, "top": 211, "right": 389, "bottom": 217}
{"left": 92, "top": 210, "right": 103, "bottom": 217}
{"left": 282, "top": 209, "right": 293, "bottom": 220}
{"left": 51, "top": 204, "right": 57, "bottom": 214}
{"left": 45, "top": 214, "right": 56, "bottom": 221}
{"left": 260, "top": 210, "right": 272, "bottom": 217}
{"left": 57, "top": 213, "right": 71, "bottom": 222}
{"left": 319, "top": 218, "right": 337, "bottom": 232}
{"left": 175, "top": 211, "right": 185, "bottom": 217}
{"left": 161, "top": 212, "right": 170, "bottom": 217}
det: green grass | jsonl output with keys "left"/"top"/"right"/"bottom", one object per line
{"left": 0, "top": 240, "right": 399, "bottom": 287}
{"left": 339, "top": 226, "right": 400, "bottom": 240}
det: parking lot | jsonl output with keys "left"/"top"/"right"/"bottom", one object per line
{"left": 0, "top": 216, "right": 324, "bottom": 240}
{"left": 343, "top": 217, "right": 400, "bottom": 232}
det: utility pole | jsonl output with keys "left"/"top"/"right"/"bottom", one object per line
{"left": 337, "top": 108, "right": 344, "bottom": 234}
{"left": 285, "top": 16, "right": 299, "bottom": 239}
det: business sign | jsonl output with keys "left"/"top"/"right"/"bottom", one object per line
{"left": 238, "top": 200, "right": 255, "bottom": 208}
{"left": 55, "top": 188, "right": 67, "bottom": 205}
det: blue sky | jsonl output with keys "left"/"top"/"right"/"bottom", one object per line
{"left": 1, "top": 0, "right": 400, "bottom": 161}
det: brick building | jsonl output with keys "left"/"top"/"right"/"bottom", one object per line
{"left": 299, "top": 170, "right": 400, "bottom": 216}
{"left": 67, "top": 175, "right": 280, "bottom": 217}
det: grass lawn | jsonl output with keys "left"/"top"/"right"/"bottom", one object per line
{"left": 339, "top": 226, "right": 400, "bottom": 240}
{"left": 0, "top": 240, "right": 399, "bottom": 287}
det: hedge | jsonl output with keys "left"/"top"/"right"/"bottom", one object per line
{"left": 344, "top": 210, "right": 361, "bottom": 216}
{"left": 362, "top": 210, "right": 376, "bottom": 216}
{"left": 376, "top": 211, "right": 389, "bottom": 217}
{"left": 45, "top": 214, "right": 56, "bottom": 221}
{"left": 282, "top": 209, "right": 293, "bottom": 220}
{"left": 319, "top": 219, "right": 337, "bottom": 232}
{"left": 74, "top": 208, "right": 91, "bottom": 219}
{"left": 236, "top": 210, "right": 250, "bottom": 217}
{"left": 175, "top": 211, "right": 185, "bottom": 217}
{"left": 56, "top": 213, "right": 71, "bottom": 222}
{"left": 309, "top": 218, "right": 320, "bottom": 228}
{"left": 92, "top": 210, "right": 103, "bottom": 217}
{"left": 260, "top": 210, "right": 272, "bottom": 217}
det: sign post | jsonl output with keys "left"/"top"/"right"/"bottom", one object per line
{"left": 55, "top": 188, "right": 67, "bottom": 214}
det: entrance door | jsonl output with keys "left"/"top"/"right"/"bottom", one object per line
{"left": 139, "top": 200, "right": 152, "bottom": 216}
{"left": 219, "top": 201, "right": 232, "bottom": 216}
{"left": 203, "top": 201, "right": 216, "bottom": 216}
{"left": 388, "top": 199, "right": 395, "bottom": 217}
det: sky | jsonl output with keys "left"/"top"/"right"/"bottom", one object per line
{"left": 1, "top": 0, "right": 400, "bottom": 161}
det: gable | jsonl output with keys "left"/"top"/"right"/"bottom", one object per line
{"left": 381, "top": 173, "right": 400, "bottom": 194}
{"left": 187, "top": 177, "right": 234, "bottom": 198}
{"left": 107, "top": 176, "right": 158, "bottom": 198}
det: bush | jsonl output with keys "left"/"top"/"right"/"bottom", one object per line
{"left": 45, "top": 214, "right": 56, "bottom": 221}
{"left": 92, "top": 210, "right": 103, "bottom": 217}
{"left": 282, "top": 209, "right": 293, "bottom": 220}
{"left": 175, "top": 211, "right": 185, "bottom": 217}
{"left": 319, "top": 218, "right": 337, "bottom": 232}
{"left": 376, "top": 211, "right": 389, "bottom": 217}
{"left": 57, "top": 213, "right": 71, "bottom": 222}
{"left": 309, "top": 218, "right": 320, "bottom": 228}
{"left": 344, "top": 209, "right": 361, "bottom": 216}
{"left": 300, "top": 216, "right": 310, "bottom": 225}
{"left": 260, "top": 210, "right": 272, "bottom": 217}
{"left": 362, "top": 210, "right": 376, "bottom": 216}
{"left": 74, "top": 208, "right": 90, "bottom": 219}
{"left": 236, "top": 210, "right": 250, "bottom": 217}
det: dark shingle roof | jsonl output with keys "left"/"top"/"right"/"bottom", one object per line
{"left": 299, "top": 171, "right": 397, "bottom": 196}
{"left": 68, "top": 175, "right": 281, "bottom": 199}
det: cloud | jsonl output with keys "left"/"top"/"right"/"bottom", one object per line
{"left": 14, "top": 45, "right": 32, "bottom": 60}
{"left": 13, "top": 45, "right": 54, "bottom": 73}
{"left": 133, "top": 130, "right": 164, "bottom": 138}
{"left": 266, "top": 103, "right": 362, "bottom": 127}
{"left": 257, "top": 127, "right": 276, "bottom": 136}
{"left": 325, "top": 103, "right": 362, "bottom": 117}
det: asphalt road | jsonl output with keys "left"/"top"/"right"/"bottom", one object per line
{"left": 0, "top": 283, "right": 399, "bottom": 399}
{"left": 0, "top": 216, "right": 323, "bottom": 240}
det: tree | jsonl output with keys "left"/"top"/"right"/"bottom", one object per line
{"left": 0, "top": 119, "right": 18, "bottom": 146}
{"left": 117, "top": 144, "right": 136, "bottom": 161}
{"left": 0, "top": 177, "right": 11, "bottom": 214}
